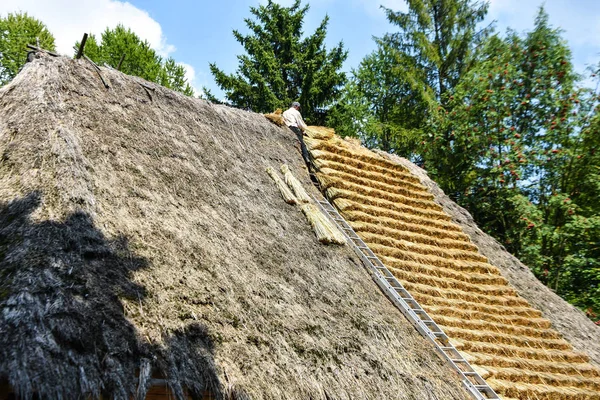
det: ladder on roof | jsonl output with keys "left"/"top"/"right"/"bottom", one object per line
{"left": 313, "top": 196, "right": 501, "bottom": 400}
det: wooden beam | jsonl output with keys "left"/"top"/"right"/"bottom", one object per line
{"left": 75, "top": 33, "right": 88, "bottom": 59}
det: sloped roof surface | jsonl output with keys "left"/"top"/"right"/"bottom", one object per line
{"left": 0, "top": 55, "right": 470, "bottom": 400}
{"left": 306, "top": 130, "right": 600, "bottom": 400}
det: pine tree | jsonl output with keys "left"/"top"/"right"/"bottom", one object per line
{"left": 0, "top": 12, "right": 56, "bottom": 86}
{"left": 76, "top": 25, "right": 193, "bottom": 96}
{"left": 207, "top": 0, "right": 347, "bottom": 123}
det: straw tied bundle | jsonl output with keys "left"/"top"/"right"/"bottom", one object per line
{"left": 266, "top": 164, "right": 345, "bottom": 245}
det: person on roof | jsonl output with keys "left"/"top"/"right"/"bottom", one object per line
{"left": 283, "top": 101, "right": 310, "bottom": 165}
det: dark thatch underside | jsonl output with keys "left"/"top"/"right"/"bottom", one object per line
{"left": 0, "top": 55, "right": 470, "bottom": 400}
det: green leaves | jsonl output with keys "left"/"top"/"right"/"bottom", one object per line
{"left": 208, "top": 0, "right": 347, "bottom": 123}
{"left": 0, "top": 12, "right": 56, "bottom": 86}
{"left": 75, "top": 25, "right": 194, "bottom": 96}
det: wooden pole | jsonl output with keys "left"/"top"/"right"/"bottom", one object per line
{"left": 75, "top": 33, "right": 88, "bottom": 59}
{"left": 117, "top": 53, "right": 126, "bottom": 71}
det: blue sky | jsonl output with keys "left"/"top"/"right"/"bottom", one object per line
{"left": 2, "top": 0, "right": 600, "bottom": 96}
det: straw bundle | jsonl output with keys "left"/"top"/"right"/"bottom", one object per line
{"left": 280, "top": 164, "right": 311, "bottom": 203}
{"left": 304, "top": 126, "right": 335, "bottom": 140}
{"left": 300, "top": 203, "right": 346, "bottom": 245}
{"left": 264, "top": 108, "right": 285, "bottom": 126}
{"left": 302, "top": 136, "right": 325, "bottom": 151}
{"left": 311, "top": 137, "right": 415, "bottom": 177}
{"left": 266, "top": 166, "right": 297, "bottom": 204}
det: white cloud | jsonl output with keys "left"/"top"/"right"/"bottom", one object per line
{"left": 0, "top": 0, "right": 175, "bottom": 57}
{"left": 178, "top": 62, "right": 204, "bottom": 97}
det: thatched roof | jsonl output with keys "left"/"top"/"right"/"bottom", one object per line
{"left": 0, "top": 54, "right": 470, "bottom": 400}
{"left": 305, "top": 130, "right": 600, "bottom": 400}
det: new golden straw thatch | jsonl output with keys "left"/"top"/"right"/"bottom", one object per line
{"left": 266, "top": 166, "right": 297, "bottom": 204}
{"left": 306, "top": 125, "right": 600, "bottom": 400}
{"left": 300, "top": 203, "right": 346, "bottom": 245}
{"left": 280, "top": 164, "right": 311, "bottom": 203}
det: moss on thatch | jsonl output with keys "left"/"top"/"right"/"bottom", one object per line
{"left": 0, "top": 55, "right": 471, "bottom": 400}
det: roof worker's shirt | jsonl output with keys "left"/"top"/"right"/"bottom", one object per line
{"left": 282, "top": 107, "right": 307, "bottom": 131}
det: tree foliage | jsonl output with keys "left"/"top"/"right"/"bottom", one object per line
{"left": 76, "top": 25, "right": 193, "bottom": 96}
{"left": 207, "top": 0, "right": 347, "bottom": 123}
{"left": 0, "top": 12, "right": 55, "bottom": 86}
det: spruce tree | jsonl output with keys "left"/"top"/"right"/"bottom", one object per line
{"left": 207, "top": 0, "right": 347, "bottom": 123}
{"left": 0, "top": 12, "right": 56, "bottom": 86}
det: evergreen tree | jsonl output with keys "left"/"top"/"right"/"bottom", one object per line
{"left": 440, "top": 8, "right": 600, "bottom": 319}
{"left": 207, "top": 0, "right": 347, "bottom": 123}
{"left": 76, "top": 25, "right": 193, "bottom": 96}
{"left": 0, "top": 12, "right": 56, "bottom": 86}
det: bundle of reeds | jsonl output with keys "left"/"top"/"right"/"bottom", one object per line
{"left": 264, "top": 108, "right": 285, "bottom": 126}
{"left": 280, "top": 164, "right": 311, "bottom": 203}
{"left": 300, "top": 203, "right": 346, "bottom": 245}
{"left": 304, "top": 126, "right": 335, "bottom": 140}
{"left": 266, "top": 166, "right": 297, "bottom": 204}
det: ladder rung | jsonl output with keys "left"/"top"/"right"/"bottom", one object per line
{"left": 463, "top": 372, "right": 478, "bottom": 376}
{"left": 451, "top": 359, "right": 468, "bottom": 363}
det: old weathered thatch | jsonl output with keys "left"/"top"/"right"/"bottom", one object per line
{"left": 0, "top": 54, "right": 471, "bottom": 400}
{"left": 308, "top": 133, "right": 600, "bottom": 400}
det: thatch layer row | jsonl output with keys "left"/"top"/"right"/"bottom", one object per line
{"left": 350, "top": 219, "right": 479, "bottom": 252}
{"left": 487, "top": 378, "right": 600, "bottom": 400}
{"left": 432, "top": 315, "right": 562, "bottom": 340}
{"left": 388, "top": 266, "right": 518, "bottom": 298}
{"left": 318, "top": 167, "right": 434, "bottom": 201}
{"left": 312, "top": 156, "right": 428, "bottom": 193}
{"left": 424, "top": 304, "right": 551, "bottom": 329}
{"left": 379, "top": 256, "right": 508, "bottom": 286}
{"left": 306, "top": 140, "right": 418, "bottom": 182}
{"left": 466, "top": 353, "right": 600, "bottom": 378}
{"left": 317, "top": 174, "right": 441, "bottom": 212}
{"left": 482, "top": 366, "right": 600, "bottom": 391}
{"left": 333, "top": 198, "right": 463, "bottom": 233}
{"left": 359, "top": 230, "right": 488, "bottom": 263}
{"left": 327, "top": 187, "right": 451, "bottom": 221}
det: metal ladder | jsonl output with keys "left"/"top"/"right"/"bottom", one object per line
{"left": 313, "top": 196, "right": 500, "bottom": 400}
